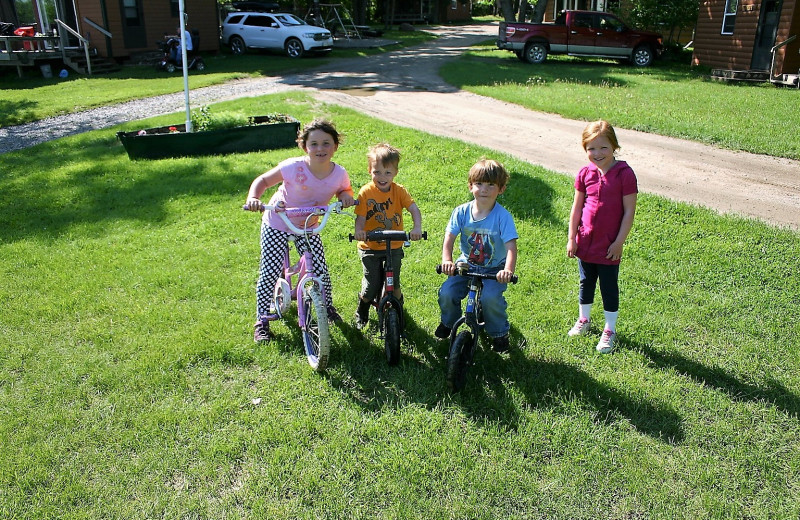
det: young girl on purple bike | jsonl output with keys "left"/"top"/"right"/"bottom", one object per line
{"left": 244, "top": 118, "right": 355, "bottom": 342}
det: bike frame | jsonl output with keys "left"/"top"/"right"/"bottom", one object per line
{"left": 245, "top": 201, "right": 352, "bottom": 371}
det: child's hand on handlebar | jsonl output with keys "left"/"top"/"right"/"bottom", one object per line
{"left": 496, "top": 269, "right": 515, "bottom": 284}
{"left": 440, "top": 260, "right": 455, "bottom": 275}
{"left": 354, "top": 230, "right": 366, "bottom": 241}
{"left": 409, "top": 225, "right": 423, "bottom": 241}
{"left": 244, "top": 198, "right": 263, "bottom": 212}
{"left": 338, "top": 193, "right": 355, "bottom": 208}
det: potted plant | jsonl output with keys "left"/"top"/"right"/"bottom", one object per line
{"left": 117, "top": 107, "right": 300, "bottom": 160}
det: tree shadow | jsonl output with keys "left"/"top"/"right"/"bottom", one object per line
{"left": 0, "top": 98, "right": 38, "bottom": 127}
{"left": 637, "top": 342, "right": 800, "bottom": 418}
{"left": 0, "top": 135, "right": 264, "bottom": 243}
{"left": 500, "top": 166, "right": 562, "bottom": 229}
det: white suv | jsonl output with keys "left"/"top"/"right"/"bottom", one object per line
{"left": 221, "top": 12, "right": 333, "bottom": 58}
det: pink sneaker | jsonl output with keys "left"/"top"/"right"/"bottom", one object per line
{"left": 567, "top": 318, "right": 590, "bottom": 337}
{"left": 596, "top": 329, "right": 615, "bottom": 354}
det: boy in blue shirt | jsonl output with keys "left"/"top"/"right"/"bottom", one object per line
{"left": 436, "top": 158, "right": 518, "bottom": 352}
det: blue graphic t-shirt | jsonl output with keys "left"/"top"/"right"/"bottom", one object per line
{"left": 447, "top": 201, "right": 518, "bottom": 269}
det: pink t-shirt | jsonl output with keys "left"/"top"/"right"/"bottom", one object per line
{"left": 263, "top": 157, "right": 352, "bottom": 233}
{"left": 574, "top": 160, "right": 638, "bottom": 265}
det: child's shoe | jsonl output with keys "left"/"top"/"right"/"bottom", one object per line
{"left": 327, "top": 305, "right": 343, "bottom": 323}
{"left": 596, "top": 329, "right": 615, "bottom": 354}
{"left": 491, "top": 334, "right": 510, "bottom": 353}
{"left": 253, "top": 319, "right": 272, "bottom": 342}
{"left": 434, "top": 323, "right": 451, "bottom": 339}
{"left": 567, "top": 318, "right": 591, "bottom": 337}
{"left": 354, "top": 299, "right": 370, "bottom": 330}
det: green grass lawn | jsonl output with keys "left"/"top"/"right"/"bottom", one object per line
{"left": 440, "top": 43, "right": 800, "bottom": 160}
{"left": 2, "top": 92, "right": 799, "bottom": 518}
{"left": 0, "top": 28, "right": 434, "bottom": 128}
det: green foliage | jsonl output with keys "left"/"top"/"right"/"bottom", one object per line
{"left": 1, "top": 93, "right": 800, "bottom": 518}
{"left": 190, "top": 106, "right": 250, "bottom": 132}
{"left": 610, "top": 0, "right": 698, "bottom": 41}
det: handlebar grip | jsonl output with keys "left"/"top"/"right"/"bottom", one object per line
{"left": 348, "top": 233, "right": 355, "bottom": 242}
{"left": 435, "top": 264, "right": 443, "bottom": 275}
{"left": 242, "top": 203, "right": 267, "bottom": 212}
{"left": 510, "top": 274, "right": 519, "bottom": 284}
{"left": 421, "top": 231, "right": 428, "bottom": 240}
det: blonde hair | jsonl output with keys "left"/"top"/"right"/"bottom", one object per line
{"left": 468, "top": 158, "right": 509, "bottom": 190}
{"left": 581, "top": 120, "right": 620, "bottom": 151}
{"left": 367, "top": 143, "right": 401, "bottom": 168}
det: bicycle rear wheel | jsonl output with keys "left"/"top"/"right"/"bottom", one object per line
{"left": 446, "top": 330, "right": 474, "bottom": 392}
{"left": 383, "top": 306, "right": 401, "bottom": 366}
{"left": 301, "top": 286, "right": 330, "bottom": 371}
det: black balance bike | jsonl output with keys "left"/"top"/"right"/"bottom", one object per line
{"left": 436, "top": 263, "right": 518, "bottom": 392}
{"left": 350, "top": 230, "right": 427, "bottom": 365}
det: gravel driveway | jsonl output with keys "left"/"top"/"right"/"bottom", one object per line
{"left": 3, "top": 24, "right": 798, "bottom": 229}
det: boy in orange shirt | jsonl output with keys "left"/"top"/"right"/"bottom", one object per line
{"left": 353, "top": 143, "right": 423, "bottom": 329}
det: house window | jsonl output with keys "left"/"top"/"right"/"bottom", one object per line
{"left": 721, "top": 0, "right": 738, "bottom": 34}
{"left": 123, "top": 0, "right": 141, "bottom": 25}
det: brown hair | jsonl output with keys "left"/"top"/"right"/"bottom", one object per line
{"left": 367, "top": 143, "right": 401, "bottom": 169}
{"left": 297, "top": 118, "right": 341, "bottom": 148}
{"left": 581, "top": 120, "right": 620, "bottom": 151}
{"left": 468, "top": 158, "right": 509, "bottom": 190}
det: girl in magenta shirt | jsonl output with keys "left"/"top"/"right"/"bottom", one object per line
{"left": 567, "top": 120, "right": 638, "bottom": 354}
{"left": 244, "top": 119, "right": 355, "bottom": 342}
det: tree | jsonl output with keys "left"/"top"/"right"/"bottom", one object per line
{"left": 611, "top": 0, "right": 698, "bottom": 43}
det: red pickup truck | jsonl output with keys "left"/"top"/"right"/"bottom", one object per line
{"left": 497, "top": 10, "right": 663, "bottom": 67}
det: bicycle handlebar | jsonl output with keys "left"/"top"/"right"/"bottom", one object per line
{"left": 348, "top": 230, "right": 428, "bottom": 242}
{"left": 243, "top": 201, "right": 353, "bottom": 235}
{"left": 435, "top": 264, "right": 518, "bottom": 284}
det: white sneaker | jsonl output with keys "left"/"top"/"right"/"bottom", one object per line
{"left": 568, "top": 318, "right": 590, "bottom": 337}
{"left": 596, "top": 329, "right": 615, "bottom": 354}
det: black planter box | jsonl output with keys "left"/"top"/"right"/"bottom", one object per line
{"left": 117, "top": 116, "right": 300, "bottom": 160}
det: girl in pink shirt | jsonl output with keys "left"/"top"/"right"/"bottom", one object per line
{"left": 566, "top": 120, "right": 638, "bottom": 354}
{"left": 244, "top": 119, "right": 355, "bottom": 342}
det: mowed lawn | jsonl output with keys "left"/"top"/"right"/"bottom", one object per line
{"left": 1, "top": 92, "right": 799, "bottom": 518}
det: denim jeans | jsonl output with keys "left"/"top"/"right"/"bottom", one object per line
{"left": 438, "top": 265, "right": 509, "bottom": 338}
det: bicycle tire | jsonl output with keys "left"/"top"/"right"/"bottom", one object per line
{"left": 383, "top": 307, "right": 401, "bottom": 366}
{"left": 301, "top": 286, "right": 330, "bottom": 372}
{"left": 446, "top": 330, "right": 474, "bottom": 392}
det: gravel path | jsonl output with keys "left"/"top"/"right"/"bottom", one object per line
{"left": 3, "top": 24, "right": 799, "bottom": 229}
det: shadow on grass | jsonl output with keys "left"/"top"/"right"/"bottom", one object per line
{"left": 0, "top": 98, "right": 39, "bottom": 127}
{"left": 0, "top": 135, "right": 261, "bottom": 243}
{"left": 638, "top": 342, "right": 800, "bottom": 419}
{"left": 500, "top": 166, "right": 561, "bottom": 228}
{"left": 330, "top": 318, "right": 685, "bottom": 443}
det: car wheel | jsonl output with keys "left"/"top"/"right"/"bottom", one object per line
{"left": 166, "top": 62, "right": 176, "bottom": 73}
{"left": 285, "top": 38, "right": 304, "bottom": 59}
{"left": 524, "top": 41, "right": 547, "bottom": 64}
{"left": 230, "top": 36, "right": 246, "bottom": 56}
{"left": 632, "top": 45, "right": 654, "bottom": 67}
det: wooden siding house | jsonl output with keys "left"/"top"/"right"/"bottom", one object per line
{"left": 692, "top": 0, "right": 800, "bottom": 78}
{"left": 6, "top": 0, "right": 218, "bottom": 61}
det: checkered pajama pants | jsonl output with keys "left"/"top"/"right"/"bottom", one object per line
{"left": 256, "top": 223, "right": 333, "bottom": 318}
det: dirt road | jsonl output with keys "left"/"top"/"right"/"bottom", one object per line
{"left": 4, "top": 24, "right": 798, "bottom": 228}
{"left": 280, "top": 24, "right": 800, "bottom": 229}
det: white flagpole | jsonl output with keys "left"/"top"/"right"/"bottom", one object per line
{"left": 178, "top": 0, "right": 192, "bottom": 132}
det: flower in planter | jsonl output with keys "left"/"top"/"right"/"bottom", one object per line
{"left": 169, "top": 126, "right": 178, "bottom": 133}
{"left": 137, "top": 130, "right": 147, "bottom": 135}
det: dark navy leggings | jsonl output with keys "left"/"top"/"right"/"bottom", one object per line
{"left": 578, "top": 259, "right": 620, "bottom": 313}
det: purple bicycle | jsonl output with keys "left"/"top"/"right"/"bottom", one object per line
{"left": 245, "top": 202, "right": 353, "bottom": 371}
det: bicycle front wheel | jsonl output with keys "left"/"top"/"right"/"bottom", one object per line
{"left": 301, "top": 286, "right": 330, "bottom": 372}
{"left": 446, "top": 330, "right": 474, "bottom": 393}
{"left": 383, "top": 306, "right": 401, "bottom": 366}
